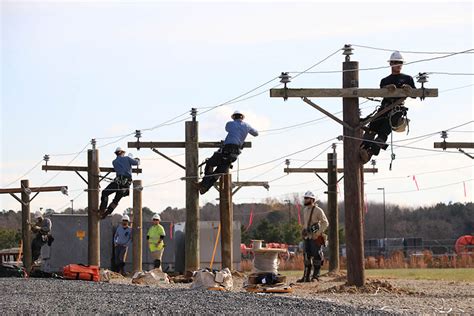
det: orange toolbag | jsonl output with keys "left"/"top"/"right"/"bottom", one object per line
{"left": 63, "top": 264, "right": 99, "bottom": 282}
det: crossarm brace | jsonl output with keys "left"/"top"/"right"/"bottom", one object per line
{"left": 9, "top": 193, "right": 26, "bottom": 205}
{"left": 302, "top": 97, "right": 353, "bottom": 131}
{"left": 151, "top": 148, "right": 186, "bottom": 170}
{"left": 75, "top": 171, "right": 88, "bottom": 185}
{"left": 314, "top": 172, "right": 328, "bottom": 186}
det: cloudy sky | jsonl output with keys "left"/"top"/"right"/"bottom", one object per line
{"left": 1, "top": 0, "right": 473, "bottom": 215}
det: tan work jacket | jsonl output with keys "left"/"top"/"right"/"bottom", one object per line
{"left": 302, "top": 204, "right": 329, "bottom": 240}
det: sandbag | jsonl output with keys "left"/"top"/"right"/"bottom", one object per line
{"left": 63, "top": 264, "right": 99, "bottom": 282}
{"left": 190, "top": 268, "right": 233, "bottom": 291}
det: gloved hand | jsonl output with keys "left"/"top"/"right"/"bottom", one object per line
{"left": 402, "top": 84, "right": 413, "bottom": 94}
{"left": 384, "top": 84, "right": 397, "bottom": 93}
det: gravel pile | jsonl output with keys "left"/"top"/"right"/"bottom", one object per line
{"left": 0, "top": 278, "right": 392, "bottom": 315}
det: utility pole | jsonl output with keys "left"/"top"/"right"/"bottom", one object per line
{"left": 42, "top": 139, "right": 142, "bottom": 266}
{"left": 219, "top": 174, "right": 233, "bottom": 269}
{"left": 70, "top": 199, "right": 74, "bottom": 214}
{"left": 216, "top": 177, "right": 270, "bottom": 270}
{"left": 0, "top": 180, "right": 68, "bottom": 272}
{"left": 132, "top": 180, "right": 143, "bottom": 272}
{"left": 284, "top": 145, "right": 377, "bottom": 274}
{"left": 128, "top": 109, "right": 251, "bottom": 272}
{"left": 271, "top": 44, "right": 438, "bottom": 286}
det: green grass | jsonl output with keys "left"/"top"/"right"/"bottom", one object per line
{"left": 365, "top": 268, "right": 474, "bottom": 282}
{"left": 281, "top": 268, "right": 474, "bottom": 282}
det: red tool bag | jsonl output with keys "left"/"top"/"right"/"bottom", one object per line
{"left": 63, "top": 264, "right": 99, "bottom": 282}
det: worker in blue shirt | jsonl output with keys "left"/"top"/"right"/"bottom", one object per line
{"left": 113, "top": 214, "right": 132, "bottom": 275}
{"left": 99, "top": 147, "right": 140, "bottom": 219}
{"left": 199, "top": 110, "right": 258, "bottom": 194}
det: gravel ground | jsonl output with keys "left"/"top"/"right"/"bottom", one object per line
{"left": 0, "top": 278, "right": 393, "bottom": 315}
{"left": 2, "top": 274, "right": 473, "bottom": 315}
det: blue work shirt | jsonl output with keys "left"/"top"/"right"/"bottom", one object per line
{"left": 112, "top": 156, "right": 139, "bottom": 178}
{"left": 114, "top": 225, "right": 132, "bottom": 246}
{"left": 223, "top": 119, "right": 258, "bottom": 147}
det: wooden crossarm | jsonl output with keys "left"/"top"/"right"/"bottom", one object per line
{"left": 270, "top": 88, "right": 438, "bottom": 98}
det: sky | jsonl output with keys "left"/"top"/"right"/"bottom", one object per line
{"left": 1, "top": 0, "right": 473, "bottom": 215}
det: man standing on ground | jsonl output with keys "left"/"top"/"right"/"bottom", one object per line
{"left": 114, "top": 215, "right": 132, "bottom": 275}
{"left": 199, "top": 110, "right": 258, "bottom": 194}
{"left": 99, "top": 147, "right": 140, "bottom": 219}
{"left": 297, "top": 191, "right": 329, "bottom": 282}
{"left": 147, "top": 214, "right": 166, "bottom": 270}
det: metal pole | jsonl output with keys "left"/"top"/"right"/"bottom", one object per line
{"left": 328, "top": 148, "right": 339, "bottom": 273}
{"left": 219, "top": 173, "right": 233, "bottom": 270}
{"left": 71, "top": 200, "right": 74, "bottom": 215}
{"left": 185, "top": 119, "right": 200, "bottom": 272}
{"left": 132, "top": 180, "right": 143, "bottom": 272}
{"left": 21, "top": 179, "right": 32, "bottom": 272}
{"left": 343, "top": 53, "right": 365, "bottom": 286}
{"left": 382, "top": 188, "right": 386, "bottom": 239}
{"left": 87, "top": 149, "right": 100, "bottom": 266}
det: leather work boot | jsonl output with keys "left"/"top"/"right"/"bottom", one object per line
{"left": 312, "top": 265, "right": 321, "bottom": 281}
{"left": 359, "top": 147, "right": 373, "bottom": 164}
{"left": 297, "top": 266, "right": 311, "bottom": 283}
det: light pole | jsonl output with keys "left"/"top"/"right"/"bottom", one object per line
{"left": 70, "top": 200, "right": 74, "bottom": 215}
{"left": 284, "top": 199, "right": 291, "bottom": 224}
{"left": 377, "top": 188, "right": 386, "bottom": 239}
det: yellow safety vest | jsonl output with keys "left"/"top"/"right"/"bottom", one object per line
{"left": 147, "top": 224, "right": 165, "bottom": 252}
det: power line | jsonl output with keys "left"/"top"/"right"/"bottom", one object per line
{"left": 2, "top": 159, "right": 44, "bottom": 188}
{"left": 351, "top": 44, "right": 474, "bottom": 55}
{"left": 440, "top": 84, "right": 474, "bottom": 93}
{"left": 368, "top": 178, "right": 473, "bottom": 195}
{"left": 289, "top": 49, "right": 474, "bottom": 75}
{"left": 365, "top": 165, "right": 474, "bottom": 183}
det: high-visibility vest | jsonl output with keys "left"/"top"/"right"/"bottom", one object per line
{"left": 147, "top": 224, "right": 165, "bottom": 251}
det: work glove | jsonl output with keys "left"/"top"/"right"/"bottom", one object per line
{"left": 384, "top": 84, "right": 397, "bottom": 93}
{"left": 402, "top": 84, "right": 413, "bottom": 94}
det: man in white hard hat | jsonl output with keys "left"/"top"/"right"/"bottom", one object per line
{"left": 360, "top": 51, "right": 416, "bottom": 163}
{"left": 297, "top": 191, "right": 329, "bottom": 283}
{"left": 113, "top": 214, "right": 132, "bottom": 275}
{"left": 147, "top": 214, "right": 166, "bottom": 270}
{"left": 99, "top": 147, "right": 140, "bottom": 219}
{"left": 30, "top": 211, "right": 53, "bottom": 263}
{"left": 199, "top": 110, "right": 258, "bottom": 194}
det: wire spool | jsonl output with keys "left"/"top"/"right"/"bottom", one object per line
{"left": 252, "top": 251, "right": 280, "bottom": 274}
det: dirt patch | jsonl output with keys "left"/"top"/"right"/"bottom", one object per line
{"left": 322, "top": 279, "right": 419, "bottom": 295}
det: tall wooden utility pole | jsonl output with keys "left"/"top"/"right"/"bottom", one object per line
{"left": 216, "top": 176, "right": 270, "bottom": 270}
{"left": 284, "top": 145, "right": 378, "bottom": 273}
{"left": 128, "top": 109, "right": 251, "bottom": 272}
{"left": 132, "top": 180, "right": 143, "bottom": 272}
{"left": 270, "top": 44, "right": 438, "bottom": 286}
{"left": 219, "top": 174, "right": 233, "bottom": 269}
{"left": 0, "top": 180, "right": 68, "bottom": 272}
{"left": 43, "top": 139, "right": 142, "bottom": 266}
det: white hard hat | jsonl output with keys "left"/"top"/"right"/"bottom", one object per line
{"left": 115, "top": 147, "right": 125, "bottom": 153}
{"left": 303, "top": 191, "right": 317, "bottom": 200}
{"left": 231, "top": 110, "right": 244, "bottom": 119}
{"left": 152, "top": 214, "right": 161, "bottom": 221}
{"left": 34, "top": 211, "right": 43, "bottom": 219}
{"left": 388, "top": 51, "right": 404, "bottom": 63}
{"left": 121, "top": 215, "right": 130, "bottom": 222}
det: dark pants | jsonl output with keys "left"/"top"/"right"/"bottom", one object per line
{"left": 200, "top": 144, "right": 240, "bottom": 191}
{"left": 361, "top": 105, "right": 406, "bottom": 156}
{"left": 303, "top": 238, "right": 323, "bottom": 278}
{"left": 31, "top": 234, "right": 47, "bottom": 262}
{"left": 114, "top": 245, "right": 128, "bottom": 274}
{"left": 100, "top": 181, "right": 129, "bottom": 214}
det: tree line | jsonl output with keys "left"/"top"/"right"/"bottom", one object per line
{"left": 1, "top": 201, "right": 472, "bottom": 249}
